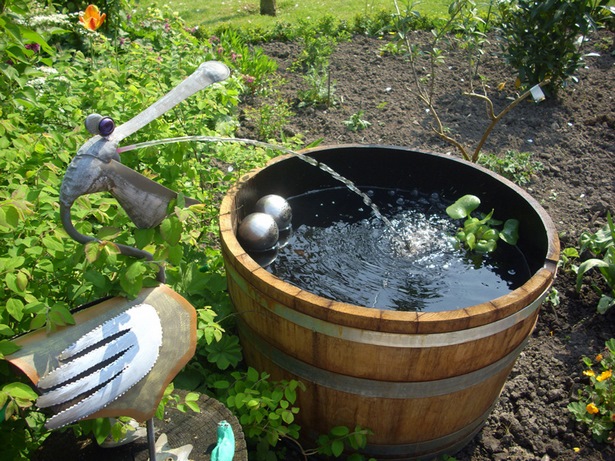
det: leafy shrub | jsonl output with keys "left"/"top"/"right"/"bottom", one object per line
{"left": 0, "top": 3, "right": 377, "bottom": 459}
{"left": 497, "top": 0, "right": 612, "bottom": 93}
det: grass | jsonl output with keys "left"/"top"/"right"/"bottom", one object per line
{"left": 148, "top": 0, "right": 453, "bottom": 30}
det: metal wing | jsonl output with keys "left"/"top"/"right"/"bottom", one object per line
{"left": 36, "top": 303, "right": 163, "bottom": 430}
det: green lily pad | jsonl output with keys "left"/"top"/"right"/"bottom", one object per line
{"left": 446, "top": 194, "right": 481, "bottom": 219}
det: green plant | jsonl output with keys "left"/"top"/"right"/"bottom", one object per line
{"left": 243, "top": 79, "right": 295, "bottom": 141}
{"left": 214, "top": 367, "right": 304, "bottom": 458}
{"left": 313, "top": 426, "right": 375, "bottom": 460}
{"left": 478, "top": 150, "right": 544, "bottom": 185}
{"left": 0, "top": 1, "right": 251, "bottom": 454}
{"left": 298, "top": 67, "right": 337, "bottom": 108}
{"left": 0, "top": 0, "right": 56, "bottom": 106}
{"left": 292, "top": 18, "right": 342, "bottom": 109}
{"left": 344, "top": 110, "right": 371, "bottom": 132}
{"left": 568, "top": 339, "right": 615, "bottom": 443}
{"left": 576, "top": 212, "right": 615, "bottom": 314}
{"left": 446, "top": 194, "right": 519, "bottom": 253}
{"left": 498, "top": 0, "right": 612, "bottom": 94}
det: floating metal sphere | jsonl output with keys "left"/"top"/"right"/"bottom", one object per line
{"left": 238, "top": 212, "right": 279, "bottom": 252}
{"left": 255, "top": 195, "right": 292, "bottom": 230}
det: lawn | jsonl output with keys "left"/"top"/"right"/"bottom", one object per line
{"left": 151, "top": 0, "right": 453, "bottom": 29}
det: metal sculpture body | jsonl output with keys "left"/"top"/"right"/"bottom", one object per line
{"left": 6, "top": 61, "right": 231, "bottom": 459}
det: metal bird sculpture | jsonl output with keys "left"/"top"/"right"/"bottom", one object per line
{"left": 6, "top": 60, "right": 231, "bottom": 460}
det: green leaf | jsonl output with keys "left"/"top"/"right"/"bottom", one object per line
{"left": 29, "top": 313, "right": 46, "bottom": 331}
{"left": 577, "top": 258, "right": 609, "bottom": 291}
{"left": 120, "top": 261, "right": 146, "bottom": 297}
{"left": 185, "top": 392, "right": 200, "bottom": 402}
{"left": 167, "top": 243, "right": 183, "bottom": 266}
{"left": 134, "top": 228, "right": 155, "bottom": 248}
{"left": 247, "top": 367, "right": 259, "bottom": 383}
{"left": 3, "top": 382, "right": 37, "bottom": 401}
{"left": 97, "top": 227, "right": 122, "bottom": 240}
{"left": 466, "top": 232, "right": 476, "bottom": 250}
{"left": 500, "top": 219, "right": 520, "bottom": 245}
{"left": 476, "top": 239, "right": 497, "bottom": 253}
{"left": 42, "top": 235, "right": 65, "bottom": 253}
{"left": 206, "top": 335, "right": 242, "bottom": 370}
{"left": 92, "top": 418, "right": 112, "bottom": 446}
{"left": 5, "top": 273, "right": 23, "bottom": 295}
{"left": 160, "top": 217, "right": 182, "bottom": 246}
{"left": 284, "top": 386, "right": 297, "bottom": 404}
{"left": 331, "top": 439, "right": 345, "bottom": 457}
{"left": 184, "top": 400, "right": 200, "bottom": 413}
{"left": 48, "top": 303, "right": 75, "bottom": 327}
{"left": 0, "top": 205, "right": 19, "bottom": 230}
{"left": 0, "top": 340, "right": 20, "bottom": 358}
{"left": 281, "top": 409, "right": 294, "bottom": 424}
{"left": 330, "top": 426, "right": 350, "bottom": 437}
{"left": 6, "top": 298, "right": 25, "bottom": 321}
{"left": 597, "top": 295, "right": 615, "bottom": 315}
{"left": 15, "top": 271, "right": 28, "bottom": 292}
{"left": 84, "top": 241, "right": 102, "bottom": 263}
{"left": 446, "top": 194, "right": 481, "bottom": 219}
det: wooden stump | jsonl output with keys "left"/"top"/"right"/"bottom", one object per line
{"left": 32, "top": 390, "right": 247, "bottom": 461}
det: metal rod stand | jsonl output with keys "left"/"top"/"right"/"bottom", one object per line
{"left": 147, "top": 418, "right": 156, "bottom": 460}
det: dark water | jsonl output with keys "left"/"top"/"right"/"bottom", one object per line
{"left": 266, "top": 187, "right": 531, "bottom": 312}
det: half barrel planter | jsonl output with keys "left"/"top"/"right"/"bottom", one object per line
{"left": 219, "top": 145, "right": 560, "bottom": 460}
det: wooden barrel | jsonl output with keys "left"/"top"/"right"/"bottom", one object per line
{"left": 219, "top": 145, "right": 560, "bottom": 459}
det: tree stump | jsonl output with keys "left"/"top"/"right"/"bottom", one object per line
{"left": 32, "top": 390, "right": 248, "bottom": 461}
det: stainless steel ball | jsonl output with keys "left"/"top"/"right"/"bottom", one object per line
{"left": 238, "top": 212, "right": 279, "bottom": 252}
{"left": 255, "top": 195, "right": 292, "bottom": 230}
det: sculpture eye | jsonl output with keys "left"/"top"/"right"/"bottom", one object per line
{"left": 84, "top": 113, "right": 115, "bottom": 136}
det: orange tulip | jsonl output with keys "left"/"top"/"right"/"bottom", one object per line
{"left": 79, "top": 5, "right": 106, "bottom": 31}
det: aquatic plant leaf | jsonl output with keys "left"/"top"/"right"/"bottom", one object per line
{"left": 476, "top": 239, "right": 497, "bottom": 253}
{"left": 500, "top": 219, "right": 520, "bottom": 245}
{"left": 446, "top": 194, "right": 481, "bottom": 219}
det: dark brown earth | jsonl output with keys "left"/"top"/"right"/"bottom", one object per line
{"left": 237, "top": 30, "right": 615, "bottom": 460}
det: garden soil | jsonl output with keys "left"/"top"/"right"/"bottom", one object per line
{"left": 236, "top": 30, "right": 615, "bottom": 461}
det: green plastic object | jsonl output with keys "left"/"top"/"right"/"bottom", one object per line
{"left": 211, "top": 420, "right": 235, "bottom": 461}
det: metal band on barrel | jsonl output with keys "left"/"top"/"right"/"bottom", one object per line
{"left": 227, "top": 263, "right": 547, "bottom": 348}
{"left": 238, "top": 321, "right": 528, "bottom": 399}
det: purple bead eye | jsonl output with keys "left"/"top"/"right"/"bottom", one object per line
{"left": 98, "top": 117, "right": 115, "bottom": 137}
{"left": 84, "top": 114, "right": 115, "bottom": 136}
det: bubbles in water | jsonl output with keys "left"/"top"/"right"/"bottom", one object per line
{"left": 268, "top": 187, "right": 531, "bottom": 312}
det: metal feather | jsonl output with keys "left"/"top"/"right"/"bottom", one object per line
{"left": 36, "top": 303, "right": 163, "bottom": 429}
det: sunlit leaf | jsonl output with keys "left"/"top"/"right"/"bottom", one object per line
{"left": 6, "top": 298, "right": 25, "bottom": 321}
{"left": 446, "top": 194, "right": 481, "bottom": 219}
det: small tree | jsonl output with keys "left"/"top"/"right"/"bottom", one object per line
{"left": 260, "top": 0, "right": 276, "bottom": 16}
